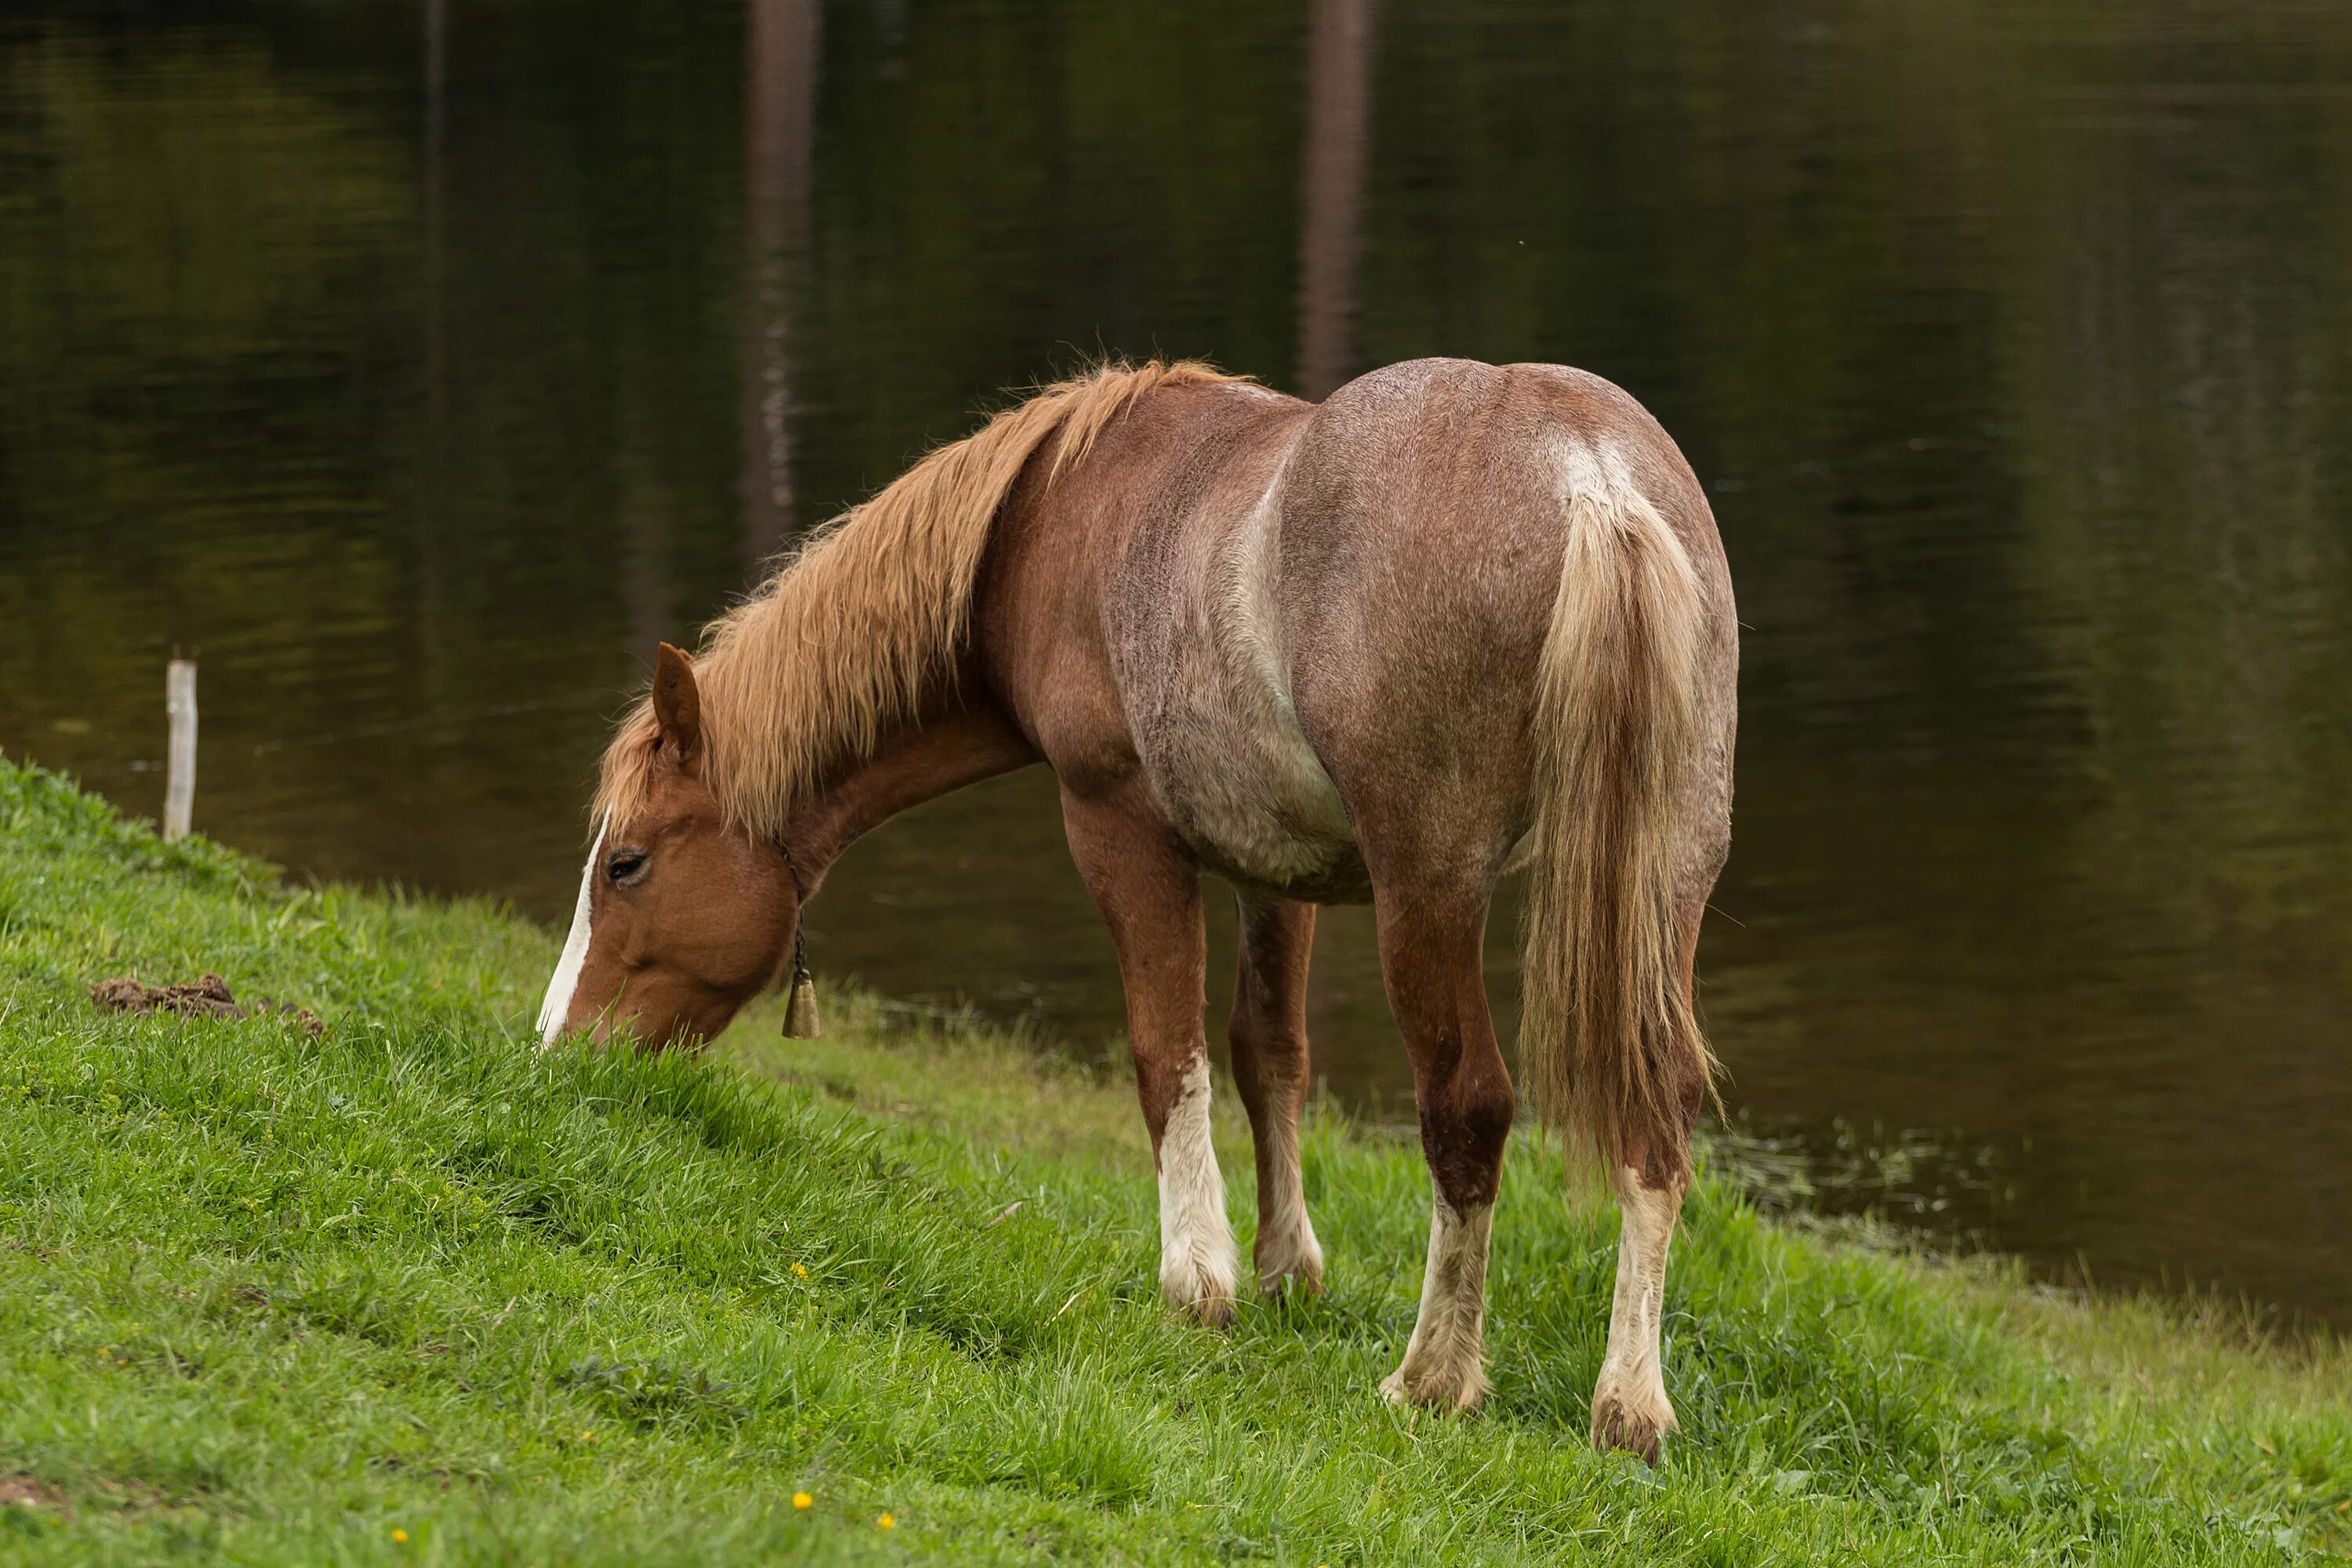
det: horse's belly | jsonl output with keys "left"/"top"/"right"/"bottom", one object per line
{"left": 1118, "top": 451, "right": 1370, "bottom": 901}
{"left": 1144, "top": 698, "right": 1369, "bottom": 902}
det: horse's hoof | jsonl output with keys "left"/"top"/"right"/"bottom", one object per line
{"left": 1185, "top": 1290, "right": 1236, "bottom": 1329}
{"left": 1258, "top": 1270, "right": 1323, "bottom": 1300}
{"left": 1255, "top": 1251, "right": 1324, "bottom": 1299}
{"left": 1378, "top": 1357, "right": 1487, "bottom": 1412}
{"left": 1163, "top": 1267, "right": 1237, "bottom": 1328}
{"left": 1589, "top": 1394, "right": 1672, "bottom": 1465}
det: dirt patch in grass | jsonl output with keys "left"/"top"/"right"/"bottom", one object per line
{"left": 0, "top": 1475, "right": 68, "bottom": 1515}
{"left": 91, "top": 973, "right": 325, "bottom": 1037}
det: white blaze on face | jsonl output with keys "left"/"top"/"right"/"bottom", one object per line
{"left": 536, "top": 817, "right": 607, "bottom": 1047}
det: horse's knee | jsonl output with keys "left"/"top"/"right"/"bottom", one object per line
{"left": 1130, "top": 1044, "right": 1203, "bottom": 1143}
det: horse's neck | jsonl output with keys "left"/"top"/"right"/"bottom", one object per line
{"left": 779, "top": 696, "right": 1036, "bottom": 894}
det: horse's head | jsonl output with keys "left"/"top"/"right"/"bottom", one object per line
{"left": 536, "top": 644, "right": 802, "bottom": 1049}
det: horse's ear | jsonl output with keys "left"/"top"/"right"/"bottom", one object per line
{"left": 652, "top": 642, "right": 702, "bottom": 767}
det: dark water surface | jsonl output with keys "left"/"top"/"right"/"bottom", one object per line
{"left": 5, "top": 2, "right": 2349, "bottom": 1323}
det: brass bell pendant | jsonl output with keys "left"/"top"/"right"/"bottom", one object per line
{"left": 782, "top": 964, "right": 821, "bottom": 1039}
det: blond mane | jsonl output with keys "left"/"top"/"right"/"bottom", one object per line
{"left": 592, "top": 359, "right": 1243, "bottom": 839}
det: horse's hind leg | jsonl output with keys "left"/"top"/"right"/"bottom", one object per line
{"left": 1591, "top": 1163, "right": 1685, "bottom": 1461}
{"left": 1588, "top": 885, "right": 1712, "bottom": 1462}
{"left": 1229, "top": 893, "right": 1323, "bottom": 1295}
{"left": 1370, "top": 881, "right": 1515, "bottom": 1410}
{"left": 1059, "top": 785, "right": 1239, "bottom": 1326}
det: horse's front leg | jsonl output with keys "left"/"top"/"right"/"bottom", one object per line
{"left": 1230, "top": 893, "right": 1323, "bottom": 1295}
{"left": 1060, "top": 786, "right": 1238, "bottom": 1326}
{"left": 1370, "top": 882, "right": 1515, "bottom": 1410}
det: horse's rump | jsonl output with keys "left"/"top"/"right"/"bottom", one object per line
{"left": 1240, "top": 360, "right": 1734, "bottom": 1171}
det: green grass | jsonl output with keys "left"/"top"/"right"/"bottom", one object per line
{"left": 0, "top": 755, "right": 2347, "bottom": 1566}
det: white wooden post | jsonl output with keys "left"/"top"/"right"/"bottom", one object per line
{"left": 163, "top": 658, "right": 197, "bottom": 840}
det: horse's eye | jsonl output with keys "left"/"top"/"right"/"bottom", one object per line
{"left": 606, "top": 850, "right": 648, "bottom": 886}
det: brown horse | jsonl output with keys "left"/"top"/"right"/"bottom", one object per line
{"left": 537, "top": 358, "right": 1737, "bottom": 1461}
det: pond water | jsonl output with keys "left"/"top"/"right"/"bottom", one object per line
{"left": 4, "top": 0, "right": 2348, "bottom": 1324}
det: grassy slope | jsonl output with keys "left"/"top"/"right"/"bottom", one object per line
{"left": 0, "top": 757, "right": 2346, "bottom": 1566}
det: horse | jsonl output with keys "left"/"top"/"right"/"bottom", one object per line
{"left": 536, "top": 358, "right": 1737, "bottom": 1462}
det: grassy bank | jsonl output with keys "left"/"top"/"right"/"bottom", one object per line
{"left": 1, "top": 757, "right": 2347, "bottom": 1566}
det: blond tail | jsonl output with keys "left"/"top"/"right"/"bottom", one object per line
{"left": 1520, "top": 477, "right": 1715, "bottom": 1181}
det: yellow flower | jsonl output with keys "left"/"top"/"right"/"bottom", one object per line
{"left": 792, "top": 1492, "right": 812, "bottom": 1510}
{"left": 876, "top": 1512, "right": 895, "bottom": 1530}
{"left": 390, "top": 1526, "right": 409, "bottom": 1544}
{"left": 791, "top": 1262, "right": 808, "bottom": 1278}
